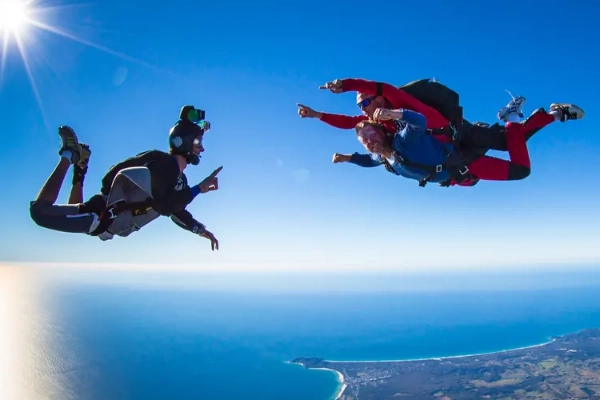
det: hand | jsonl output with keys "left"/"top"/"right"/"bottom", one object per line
{"left": 199, "top": 229, "right": 219, "bottom": 251}
{"left": 332, "top": 153, "right": 351, "bottom": 163}
{"left": 297, "top": 103, "right": 322, "bottom": 119}
{"left": 319, "top": 79, "right": 343, "bottom": 94}
{"left": 199, "top": 166, "right": 223, "bottom": 193}
{"left": 373, "top": 108, "right": 395, "bottom": 121}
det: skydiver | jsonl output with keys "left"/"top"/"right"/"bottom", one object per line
{"left": 29, "top": 106, "right": 221, "bottom": 250}
{"left": 297, "top": 78, "right": 541, "bottom": 154}
{"left": 330, "top": 104, "right": 583, "bottom": 187}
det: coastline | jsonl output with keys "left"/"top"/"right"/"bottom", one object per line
{"left": 322, "top": 336, "right": 557, "bottom": 364}
{"left": 284, "top": 361, "right": 347, "bottom": 400}
{"left": 312, "top": 368, "right": 346, "bottom": 400}
{"left": 288, "top": 338, "right": 556, "bottom": 400}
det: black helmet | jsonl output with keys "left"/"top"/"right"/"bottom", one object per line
{"left": 168, "top": 105, "right": 206, "bottom": 165}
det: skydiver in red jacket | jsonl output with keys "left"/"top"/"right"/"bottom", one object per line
{"left": 297, "top": 78, "right": 538, "bottom": 151}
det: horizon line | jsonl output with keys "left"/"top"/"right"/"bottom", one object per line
{"left": 1, "top": 259, "right": 600, "bottom": 273}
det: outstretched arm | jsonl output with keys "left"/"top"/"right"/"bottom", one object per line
{"left": 340, "top": 78, "right": 449, "bottom": 128}
{"left": 349, "top": 153, "right": 383, "bottom": 168}
{"left": 171, "top": 208, "right": 219, "bottom": 251}
{"left": 171, "top": 208, "right": 206, "bottom": 234}
{"left": 297, "top": 103, "right": 368, "bottom": 130}
{"left": 320, "top": 113, "right": 368, "bottom": 130}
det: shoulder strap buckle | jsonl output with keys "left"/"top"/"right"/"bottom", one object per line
{"left": 107, "top": 207, "right": 117, "bottom": 219}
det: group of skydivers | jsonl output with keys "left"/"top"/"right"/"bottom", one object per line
{"left": 29, "top": 77, "right": 585, "bottom": 249}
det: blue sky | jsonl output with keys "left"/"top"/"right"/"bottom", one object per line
{"left": 1, "top": 0, "right": 599, "bottom": 272}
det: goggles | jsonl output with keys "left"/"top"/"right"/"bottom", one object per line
{"left": 357, "top": 96, "right": 375, "bottom": 109}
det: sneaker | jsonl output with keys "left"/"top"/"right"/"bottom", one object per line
{"left": 497, "top": 91, "right": 526, "bottom": 122}
{"left": 549, "top": 103, "right": 585, "bottom": 122}
{"left": 58, "top": 125, "right": 81, "bottom": 164}
{"left": 76, "top": 143, "right": 91, "bottom": 171}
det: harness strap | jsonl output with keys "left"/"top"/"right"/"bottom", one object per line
{"left": 382, "top": 148, "right": 473, "bottom": 187}
{"left": 88, "top": 199, "right": 154, "bottom": 236}
{"left": 375, "top": 82, "right": 383, "bottom": 97}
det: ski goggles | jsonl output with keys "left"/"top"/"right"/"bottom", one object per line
{"left": 357, "top": 96, "right": 375, "bottom": 109}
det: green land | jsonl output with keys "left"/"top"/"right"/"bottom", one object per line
{"left": 291, "top": 328, "right": 600, "bottom": 400}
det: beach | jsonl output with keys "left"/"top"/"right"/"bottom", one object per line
{"left": 322, "top": 337, "right": 557, "bottom": 364}
{"left": 312, "top": 368, "right": 346, "bottom": 400}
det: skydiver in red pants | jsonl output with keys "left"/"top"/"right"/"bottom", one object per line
{"left": 298, "top": 78, "right": 574, "bottom": 186}
{"left": 330, "top": 104, "right": 583, "bottom": 188}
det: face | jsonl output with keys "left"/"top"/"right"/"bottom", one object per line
{"left": 357, "top": 124, "right": 387, "bottom": 154}
{"left": 192, "top": 134, "right": 205, "bottom": 156}
{"left": 356, "top": 93, "right": 386, "bottom": 118}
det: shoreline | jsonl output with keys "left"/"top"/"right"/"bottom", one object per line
{"left": 322, "top": 337, "right": 556, "bottom": 364}
{"left": 284, "top": 361, "right": 347, "bottom": 400}
{"left": 312, "top": 368, "right": 346, "bottom": 400}
{"left": 286, "top": 330, "right": 590, "bottom": 399}
{"left": 288, "top": 338, "right": 556, "bottom": 400}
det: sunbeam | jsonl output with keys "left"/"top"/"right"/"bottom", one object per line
{"left": 28, "top": 19, "right": 160, "bottom": 70}
{"left": 14, "top": 31, "right": 50, "bottom": 133}
{"left": 0, "top": 0, "right": 166, "bottom": 136}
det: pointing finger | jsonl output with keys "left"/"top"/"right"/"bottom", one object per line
{"left": 211, "top": 166, "right": 223, "bottom": 177}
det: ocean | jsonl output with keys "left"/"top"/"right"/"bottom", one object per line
{"left": 3, "top": 266, "right": 600, "bottom": 400}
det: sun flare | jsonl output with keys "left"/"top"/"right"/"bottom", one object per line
{"left": 0, "top": 0, "right": 29, "bottom": 34}
{"left": 0, "top": 0, "right": 160, "bottom": 134}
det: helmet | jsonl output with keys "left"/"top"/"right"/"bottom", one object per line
{"left": 168, "top": 105, "right": 206, "bottom": 165}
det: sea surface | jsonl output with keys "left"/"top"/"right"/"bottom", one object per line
{"left": 3, "top": 266, "right": 600, "bottom": 400}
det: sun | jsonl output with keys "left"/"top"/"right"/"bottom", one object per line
{"left": 0, "top": 0, "right": 29, "bottom": 34}
{"left": 0, "top": 0, "right": 161, "bottom": 135}
{"left": 0, "top": 0, "right": 30, "bottom": 34}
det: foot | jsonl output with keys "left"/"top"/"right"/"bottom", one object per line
{"left": 72, "top": 143, "right": 91, "bottom": 185}
{"left": 549, "top": 103, "right": 585, "bottom": 122}
{"left": 58, "top": 125, "right": 81, "bottom": 164}
{"left": 76, "top": 143, "right": 91, "bottom": 171}
{"left": 497, "top": 91, "right": 526, "bottom": 122}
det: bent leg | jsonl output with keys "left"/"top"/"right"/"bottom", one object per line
{"left": 68, "top": 144, "right": 91, "bottom": 204}
{"left": 466, "top": 121, "right": 533, "bottom": 181}
{"left": 461, "top": 109, "right": 556, "bottom": 152}
{"left": 30, "top": 125, "right": 91, "bottom": 232}
{"left": 458, "top": 122, "right": 507, "bottom": 151}
{"left": 34, "top": 157, "right": 71, "bottom": 205}
{"left": 29, "top": 199, "right": 98, "bottom": 233}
